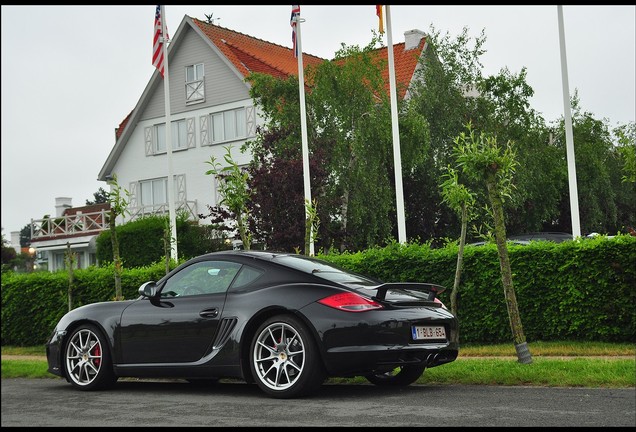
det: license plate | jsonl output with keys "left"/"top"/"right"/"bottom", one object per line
{"left": 412, "top": 325, "right": 446, "bottom": 340}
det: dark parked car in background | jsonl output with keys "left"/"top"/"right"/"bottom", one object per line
{"left": 508, "top": 232, "right": 573, "bottom": 243}
{"left": 46, "top": 250, "right": 459, "bottom": 399}
{"left": 469, "top": 232, "right": 574, "bottom": 246}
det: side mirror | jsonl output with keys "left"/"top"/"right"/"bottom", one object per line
{"left": 138, "top": 281, "right": 157, "bottom": 298}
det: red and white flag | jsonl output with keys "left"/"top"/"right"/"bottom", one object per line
{"left": 376, "top": 5, "right": 384, "bottom": 34}
{"left": 291, "top": 5, "right": 300, "bottom": 58}
{"left": 152, "top": 5, "right": 168, "bottom": 77}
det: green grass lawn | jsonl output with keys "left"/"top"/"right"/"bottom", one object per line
{"left": 3, "top": 342, "right": 634, "bottom": 388}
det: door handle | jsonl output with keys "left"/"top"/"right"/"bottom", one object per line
{"left": 199, "top": 308, "right": 218, "bottom": 318}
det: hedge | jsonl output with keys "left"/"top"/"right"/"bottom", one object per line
{"left": 2, "top": 234, "right": 634, "bottom": 346}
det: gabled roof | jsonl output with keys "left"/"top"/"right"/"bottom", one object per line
{"left": 191, "top": 18, "right": 425, "bottom": 101}
{"left": 376, "top": 38, "right": 427, "bottom": 100}
{"left": 104, "top": 16, "right": 427, "bottom": 177}
{"left": 191, "top": 18, "right": 326, "bottom": 80}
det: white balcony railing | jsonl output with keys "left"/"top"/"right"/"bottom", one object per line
{"left": 30, "top": 200, "right": 198, "bottom": 240}
{"left": 31, "top": 209, "right": 110, "bottom": 239}
{"left": 126, "top": 200, "right": 198, "bottom": 222}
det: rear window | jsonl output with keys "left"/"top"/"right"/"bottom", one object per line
{"left": 273, "top": 255, "right": 379, "bottom": 286}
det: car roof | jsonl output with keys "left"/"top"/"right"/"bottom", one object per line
{"left": 203, "top": 250, "right": 296, "bottom": 261}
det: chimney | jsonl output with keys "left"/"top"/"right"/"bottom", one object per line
{"left": 55, "top": 197, "right": 73, "bottom": 217}
{"left": 404, "top": 29, "right": 426, "bottom": 51}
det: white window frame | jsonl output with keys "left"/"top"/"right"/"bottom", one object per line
{"left": 185, "top": 63, "right": 205, "bottom": 104}
{"left": 139, "top": 177, "right": 168, "bottom": 208}
{"left": 210, "top": 108, "right": 247, "bottom": 144}
{"left": 155, "top": 119, "right": 188, "bottom": 153}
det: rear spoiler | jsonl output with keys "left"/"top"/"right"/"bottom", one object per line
{"left": 372, "top": 283, "right": 446, "bottom": 302}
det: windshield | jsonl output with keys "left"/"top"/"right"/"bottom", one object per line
{"left": 273, "top": 255, "right": 380, "bottom": 286}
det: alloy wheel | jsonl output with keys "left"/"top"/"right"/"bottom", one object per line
{"left": 252, "top": 322, "right": 306, "bottom": 391}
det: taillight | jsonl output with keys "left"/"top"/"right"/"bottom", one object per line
{"left": 317, "top": 292, "right": 383, "bottom": 312}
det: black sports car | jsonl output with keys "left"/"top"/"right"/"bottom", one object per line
{"left": 46, "top": 250, "right": 459, "bottom": 398}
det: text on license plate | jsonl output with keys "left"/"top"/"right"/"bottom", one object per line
{"left": 412, "top": 326, "right": 446, "bottom": 340}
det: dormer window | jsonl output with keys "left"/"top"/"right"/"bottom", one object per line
{"left": 186, "top": 63, "right": 205, "bottom": 104}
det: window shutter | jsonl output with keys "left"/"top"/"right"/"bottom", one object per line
{"left": 187, "top": 117, "right": 195, "bottom": 148}
{"left": 128, "top": 182, "right": 137, "bottom": 208}
{"left": 176, "top": 174, "right": 186, "bottom": 202}
{"left": 144, "top": 127, "right": 153, "bottom": 156}
{"left": 200, "top": 115, "right": 209, "bottom": 146}
{"left": 246, "top": 106, "right": 255, "bottom": 137}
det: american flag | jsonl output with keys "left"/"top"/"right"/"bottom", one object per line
{"left": 152, "top": 5, "right": 166, "bottom": 77}
{"left": 291, "top": 5, "right": 300, "bottom": 58}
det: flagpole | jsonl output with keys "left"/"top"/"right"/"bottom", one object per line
{"left": 160, "top": 5, "right": 178, "bottom": 260}
{"left": 557, "top": 5, "right": 581, "bottom": 238}
{"left": 385, "top": 5, "right": 407, "bottom": 244}
{"left": 294, "top": 10, "right": 314, "bottom": 256}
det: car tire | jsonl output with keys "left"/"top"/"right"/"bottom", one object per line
{"left": 250, "top": 314, "right": 325, "bottom": 399}
{"left": 365, "top": 365, "right": 426, "bottom": 386}
{"left": 64, "top": 323, "right": 117, "bottom": 391}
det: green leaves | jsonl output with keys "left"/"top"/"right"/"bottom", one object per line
{"left": 452, "top": 122, "right": 518, "bottom": 201}
{"left": 440, "top": 165, "right": 476, "bottom": 218}
{"left": 205, "top": 145, "right": 252, "bottom": 250}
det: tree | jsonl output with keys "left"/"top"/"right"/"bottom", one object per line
{"left": 86, "top": 187, "right": 109, "bottom": 205}
{"left": 440, "top": 166, "right": 476, "bottom": 323}
{"left": 204, "top": 146, "right": 252, "bottom": 250}
{"left": 244, "top": 24, "right": 634, "bottom": 250}
{"left": 64, "top": 242, "right": 76, "bottom": 311}
{"left": 452, "top": 122, "right": 532, "bottom": 364}
{"left": 614, "top": 122, "right": 636, "bottom": 184}
{"left": 1, "top": 228, "right": 17, "bottom": 272}
{"left": 106, "top": 175, "right": 130, "bottom": 301}
{"left": 404, "top": 25, "right": 488, "bottom": 243}
{"left": 472, "top": 66, "right": 565, "bottom": 236}
{"left": 241, "top": 126, "right": 334, "bottom": 253}
{"left": 304, "top": 198, "right": 320, "bottom": 256}
{"left": 20, "top": 224, "right": 31, "bottom": 247}
{"left": 247, "top": 35, "right": 428, "bottom": 251}
{"left": 612, "top": 122, "right": 636, "bottom": 233}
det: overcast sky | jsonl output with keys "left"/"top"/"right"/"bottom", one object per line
{"left": 2, "top": 5, "right": 635, "bottom": 240}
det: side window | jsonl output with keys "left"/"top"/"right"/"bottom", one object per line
{"left": 232, "top": 266, "right": 264, "bottom": 289}
{"left": 160, "top": 260, "right": 242, "bottom": 297}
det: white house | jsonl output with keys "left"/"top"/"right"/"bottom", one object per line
{"left": 97, "top": 15, "right": 428, "bottom": 228}
{"left": 28, "top": 197, "right": 110, "bottom": 271}
{"left": 28, "top": 15, "right": 430, "bottom": 270}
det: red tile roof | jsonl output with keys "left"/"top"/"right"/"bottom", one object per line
{"left": 378, "top": 39, "right": 426, "bottom": 100}
{"left": 191, "top": 18, "right": 425, "bottom": 100}
{"left": 62, "top": 203, "right": 110, "bottom": 217}
{"left": 192, "top": 18, "right": 326, "bottom": 80}
{"left": 115, "top": 110, "right": 132, "bottom": 141}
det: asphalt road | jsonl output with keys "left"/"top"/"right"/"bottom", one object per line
{"left": 2, "top": 378, "right": 634, "bottom": 427}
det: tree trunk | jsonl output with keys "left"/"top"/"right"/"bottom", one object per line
{"left": 450, "top": 202, "right": 467, "bottom": 321}
{"left": 66, "top": 242, "right": 74, "bottom": 312}
{"left": 109, "top": 209, "right": 123, "bottom": 301}
{"left": 163, "top": 220, "right": 170, "bottom": 275}
{"left": 237, "top": 215, "right": 250, "bottom": 250}
{"left": 485, "top": 174, "right": 532, "bottom": 364}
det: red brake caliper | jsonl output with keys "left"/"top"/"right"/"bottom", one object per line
{"left": 92, "top": 344, "right": 101, "bottom": 367}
